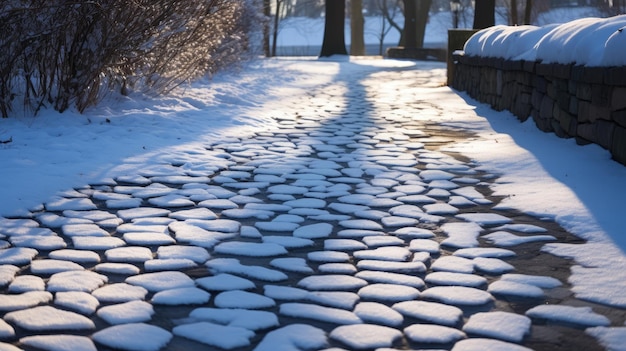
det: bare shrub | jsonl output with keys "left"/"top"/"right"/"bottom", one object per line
{"left": 0, "top": 0, "right": 264, "bottom": 117}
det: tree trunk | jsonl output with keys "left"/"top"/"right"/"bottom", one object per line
{"left": 320, "top": 0, "right": 348, "bottom": 57}
{"left": 402, "top": 0, "right": 417, "bottom": 48}
{"left": 473, "top": 0, "right": 495, "bottom": 30}
{"left": 415, "top": 0, "right": 431, "bottom": 48}
{"left": 271, "top": 0, "right": 281, "bottom": 57}
{"left": 510, "top": 0, "right": 518, "bottom": 25}
{"left": 263, "top": 0, "right": 271, "bottom": 56}
{"left": 524, "top": 0, "right": 532, "bottom": 25}
{"left": 350, "top": 0, "right": 365, "bottom": 55}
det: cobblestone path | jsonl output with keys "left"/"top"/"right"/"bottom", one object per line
{"left": 0, "top": 62, "right": 623, "bottom": 351}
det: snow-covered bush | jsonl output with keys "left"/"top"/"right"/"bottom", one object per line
{"left": 0, "top": 0, "right": 264, "bottom": 117}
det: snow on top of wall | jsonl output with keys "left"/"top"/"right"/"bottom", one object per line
{"left": 463, "top": 15, "right": 626, "bottom": 67}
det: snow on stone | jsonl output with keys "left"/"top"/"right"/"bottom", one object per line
{"left": 357, "top": 260, "right": 426, "bottom": 274}
{"left": 423, "top": 203, "right": 459, "bottom": 215}
{"left": 388, "top": 204, "right": 423, "bottom": 218}
{"left": 214, "top": 241, "right": 288, "bottom": 257}
{"left": 354, "top": 247, "right": 411, "bottom": 262}
{"left": 328, "top": 203, "right": 370, "bottom": 215}
{"left": 483, "top": 231, "right": 556, "bottom": 246}
{"left": 425, "top": 272, "right": 487, "bottom": 288}
{"left": 36, "top": 213, "right": 92, "bottom": 228}
{"left": 0, "top": 265, "right": 19, "bottom": 287}
{"left": 126, "top": 271, "right": 194, "bottom": 292}
{"left": 1, "top": 226, "right": 53, "bottom": 237}
{"left": 451, "top": 338, "right": 532, "bottom": 351}
{"left": 198, "top": 199, "right": 238, "bottom": 209}
{"left": 54, "top": 291, "right": 99, "bottom": 314}
{"left": 337, "top": 229, "right": 385, "bottom": 238}
{"left": 0, "top": 291, "right": 53, "bottom": 311}
{"left": 456, "top": 213, "right": 512, "bottom": 226}
{"left": 144, "top": 258, "right": 197, "bottom": 271}
{"left": 393, "top": 300, "right": 463, "bottom": 327}
{"left": 107, "top": 198, "right": 143, "bottom": 209}
{"left": 473, "top": 257, "right": 515, "bottom": 275}
{"left": 206, "top": 258, "right": 287, "bottom": 282}
{"left": 97, "top": 300, "right": 154, "bottom": 325}
{"left": 362, "top": 236, "right": 404, "bottom": 248}
{"left": 421, "top": 286, "right": 495, "bottom": 306}
{"left": 156, "top": 246, "right": 209, "bottom": 265}
{"left": 339, "top": 219, "right": 383, "bottom": 231}
{"left": 450, "top": 187, "right": 491, "bottom": 204}
{"left": 420, "top": 170, "right": 455, "bottom": 181}
{"left": 500, "top": 273, "right": 562, "bottom": 288}
{"left": 280, "top": 303, "right": 362, "bottom": 325}
{"left": 173, "top": 321, "right": 254, "bottom": 350}
{"left": 381, "top": 216, "right": 419, "bottom": 228}
{"left": 95, "top": 263, "right": 141, "bottom": 275}
{"left": 31, "top": 259, "right": 85, "bottom": 275}
{"left": 358, "top": 283, "right": 420, "bottom": 302}
{"left": 393, "top": 227, "right": 435, "bottom": 239}
{"left": 308, "top": 251, "right": 350, "bottom": 263}
{"left": 214, "top": 290, "right": 275, "bottom": 309}
{"left": 318, "top": 263, "right": 357, "bottom": 275}
{"left": 298, "top": 275, "right": 367, "bottom": 291}
{"left": 355, "top": 270, "right": 425, "bottom": 289}
{"left": 117, "top": 207, "right": 171, "bottom": 221}
{"left": 122, "top": 232, "right": 176, "bottom": 246}
{"left": 20, "top": 335, "right": 97, "bottom": 351}
{"left": 269, "top": 257, "right": 314, "bottom": 274}
{"left": 11, "top": 235, "right": 67, "bottom": 250}
{"left": 8, "top": 275, "right": 45, "bottom": 292}
{"left": 448, "top": 195, "right": 477, "bottom": 207}
{"left": 222, "top": 208, "right": 274, "bottom": 219}
{"left": 431, "top": 256, "right": 474, "bottom": 274}
{"left": 92, "top": 323, "right": 172, "bottom": 351}
{"left": 330, "top": 324, "right": 402, "bottom": 350}
{"left": 396, "top": 194, "right": 437, "bottom": 204}
{"left": 240, "top": 226, "right": 262, "bottom": 238}
{"left": 263, "top": 235, "right": 314, "bottom": 249}
{"left": 61, "top": 224, "right": 110, "bottom": 237}
{"left": 404, "top": 324, "right": 466, "bottom": 344}
{"left": 148, "top": 194, "right": 195, "bottom": 207}
{"left": 5, "top": 306, "right": 94, "bottom": 330}
{"left": 169, "top": 208, "right": 217, "bottom": 221}
{"left": 254, "top": 324, "right": 328, "bottom": 351}
{"left": 92, "top": 283, "right": 148, "bottom": 302}
{"left": 496, "top": 223, "right": 548, "bottom": 233}
{"left": 46, "top": 270, "right": 108, "bottom": 292}
{"left": 152, "top": 287, "right": 210, "bottom": 305}
{"left": 463, "top": 311, "right": 531, "bottom": 343}
{"left": 409, "top": 239, "right": 440, "bottom": 254}
{"left": 353, "top": 302, "right": 403, "bottom": 327}
{"left": 105, "top": 246, "right": 153, "bottom": 263}
{"left": 586, "top": 327, "right": 626, "bottom": 351}
{"left": 0, "top": 248, "right": 38, "bottom": 265}
{"left": 45, "top": 197, "right": 97, "bottom": 212}
{"left": 188, "top": 308, "right": 279, "bottom": 331}
{"left": 440, "top": 222, "right": 483, "bottom": 248}
{"left": 453, "top": 247, "right": 516, "bottom": 259}
{"left": 49, "top": 249, "right": 100, "bottom": 264}
{"left": 525, "top": 305, "right": 611, "bottom": 327}
{"left": 71, "top": 236, "right": 125, "bottom": 250}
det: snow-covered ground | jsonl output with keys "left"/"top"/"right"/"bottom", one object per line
{"left": 1, "top": 9, "right": 626, "bottom": 351}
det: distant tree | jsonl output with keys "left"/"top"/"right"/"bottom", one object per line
{"left": 399, "top": 0, "right": 431, "bottom": 48}
{"left": 524, "top": 0, "right": 532, "bottom": 24}
{"left": 473, "top": 0, "right": 495, "bottom": 29}
{"left": 320, "top": 0, "right": 348, "bottom": 56}
{"left": 264, "top": 0, "right": 272, "bottom": 56}
{"left": 351, "top": 0, "right": 365, "bottom": 55}
{"left": 375, "top": 0, "right": 402, "bottom": 54}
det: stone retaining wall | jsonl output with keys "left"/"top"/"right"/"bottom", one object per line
{"left": 451, "top": 54, "right": 626, "bottom": 165}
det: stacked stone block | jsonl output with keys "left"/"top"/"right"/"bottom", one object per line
{"left": 451, "top": 54, "right": 626, "bottom": 165}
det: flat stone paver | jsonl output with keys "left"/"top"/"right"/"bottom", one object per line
{"left": 0, "top": 60, "right": 623, "bottom": 351}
